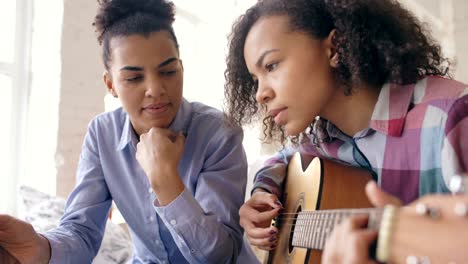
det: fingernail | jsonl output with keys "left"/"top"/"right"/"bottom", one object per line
{"left": 269, "top": 236, "right": 276, "bottom": 242}
{"left": 269, "top": 230, "right": 277, "bottom": 234}
{"left": 275, "top": 200, "right": 282, "bottom": 206}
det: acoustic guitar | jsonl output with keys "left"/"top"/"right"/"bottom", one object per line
{"left": 264, "top": 153, "right": 382, "bottom": 264}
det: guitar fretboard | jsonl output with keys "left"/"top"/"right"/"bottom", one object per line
{"left": 291, "top": 208, "right": 382, "bottom": 250}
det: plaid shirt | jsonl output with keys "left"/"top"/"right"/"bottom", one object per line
{"left": 253, "top": 76, "right": 468, "bottom": 204}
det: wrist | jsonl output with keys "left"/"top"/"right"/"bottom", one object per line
{"left": 148, "top": 165, "right": 178, "bottom": 189}
{"left": 251, "top": 187, "right": 271, "bottom": 195}
{"left": 155, "top": 181, "right": 185, "bottom": 206}
{"left": 36, "top": 234, "right": 51, "bottom": 264}
{"left": 148, "top": 168, "right": 185, "bottom": 205}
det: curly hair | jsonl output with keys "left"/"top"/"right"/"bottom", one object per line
{"left": 93, "top": 0, "right": 179, "bottom": 70}
{"left": 224, "top": 0, "right": 450, "bottom": 143}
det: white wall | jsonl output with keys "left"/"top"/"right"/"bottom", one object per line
{"left": 453, "top": 1, "right": 468, "bottom": 82}
{"left": 402, "top": 0, "right": 468, "bottom": 82}
{"left": 54, "top": 0, "right": 104, "bottom": 197}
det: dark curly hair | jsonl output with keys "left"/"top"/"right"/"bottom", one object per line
{"left": 93, "top": 0, "right": 179, "bottom": 70}
{"left": 224, "top": 0, "right": 450, "bottom": 143}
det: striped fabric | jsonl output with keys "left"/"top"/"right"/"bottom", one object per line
{"left": 253, "top": 76, "right": 468, "bottom": 204}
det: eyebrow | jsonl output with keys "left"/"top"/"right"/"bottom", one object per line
{"left": 158, "top": 57, "right": 179, "bottom": 68}
{"left": 255, "top": 49, "right": 280, "bottom": 68}
{"left": 119, "top": 66, "right": 143, "bottom": 72}
{"left": 119, "top": 57, "right": 179, "bottom": 72}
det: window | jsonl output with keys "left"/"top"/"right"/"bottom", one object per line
{"left": 0, "top": 1, "right": 16, "bottom": 63}
{"left": 22, "top": 0, "right": 62, "bottom": 200}
{"left": 0, "top": 0, "right": 16, "bottom": 213}
{"left": 0, "top": 0, "right": 33, "bottom": 215}
{"left": 0, "top": 74, "right": 13, "bottom": 213}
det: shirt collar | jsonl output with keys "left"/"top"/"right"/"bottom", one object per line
{"left": 311, "top": 81, "right": 416, "bottom": 142}
{"left": 369, "top": 82, "right": 415, "bottom": 137}
{"left": 116, "top": 99, "right": 191, "bottom": 151}
{"left": 117, "top": 114, "right": 137, "bottom": 151}
{"left": 167, "top": 98, "right": 191, "bottom": 136}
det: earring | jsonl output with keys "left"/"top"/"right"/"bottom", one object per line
{"left": 334, "top": 57, "right": 339, "bottom": 65}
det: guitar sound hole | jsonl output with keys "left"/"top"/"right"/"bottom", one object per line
{"left": 288, "top": 205, "right": 302, "bottom": 254}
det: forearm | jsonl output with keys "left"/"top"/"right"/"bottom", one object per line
{"left": 149, "top": 166, "right": 185, "bottom": 206}
{"left": 253, "top": 149, "right": 293, "bottom": 197}
{"left": 43, "top": 225, "right": 103, "bottom": 264}
{"left": 41, "top": 119, "right": 110, "bottom": 263}
{"left": 36, "top": 234, "right": 51, "bottom": 264}
{"left": 154, "top": 190, "right": 242, "bottom": 263}
{"left": 42, "top": 180, "right": 111, "bottom": 264}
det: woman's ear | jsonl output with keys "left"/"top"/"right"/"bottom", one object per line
{"left": 326, "top": 29, "right": 339, "bottom": 68}
{"left": 103, "top": 71, "right": 118, "bottom": 98}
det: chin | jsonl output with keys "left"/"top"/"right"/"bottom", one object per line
{"left": 148, "top": 114, "right": 175, "bottom": 128}
{"left": 284, "top": 126, "right": 301, "bottom": 137}
{"left": 151, "top": 120, "right": 172, "bottom": 129}
{"left": 285, "top": 122, "right": 309, "bottom": 137}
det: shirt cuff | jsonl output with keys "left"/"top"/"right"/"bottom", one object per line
{"left": 41, "top": 232, "right": 68, "bottom": 264}
{"left": 252, "top": 182, "right": 280, "bottom": 198}
{"left": 153, "top": 188, "right": 204, "bottom": 231}
{"left": 250, "top": 186, "right": 272, "bottom": 195}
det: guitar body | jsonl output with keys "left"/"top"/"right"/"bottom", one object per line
{"left": 264, "top": 153, "right": 373, "bottom": 264}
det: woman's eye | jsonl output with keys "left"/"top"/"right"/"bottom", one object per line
{"left": 161, "top": 70, "right": 177, "bottom": 76}
{"left": 125, "top": 76, "right": 142, "bottom": 82}
{"left": 265, "top": 62, "right": 278, "bottom": 72}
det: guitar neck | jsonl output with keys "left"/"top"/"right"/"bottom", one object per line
{"left": 291, "top": 208, "right": 382, "bottom": 250}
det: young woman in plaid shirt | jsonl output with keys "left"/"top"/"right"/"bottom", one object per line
{"left": 224, "top": 0, "right": 468, "bottom": 262}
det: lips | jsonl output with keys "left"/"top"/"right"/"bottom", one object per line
{"left": 268, "top": 107, "right": 287, "bottom": 118}
{"left": 142, "top": 102, "right": 170, "bottom": 114}
{"left": 268, "top": 107, "right": 288, "bottom": 125}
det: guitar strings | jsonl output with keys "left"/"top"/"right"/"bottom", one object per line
{"left": 276, "top": 214, "right": 368, "bottom": 219}
{"left": 273, "top": 209, "right": 378, "bottom": 222}
{"left": 276, "top": 208, "right": 375, "bottom": 215}
{"left": 273, "top": 222, "right": 337, "bottom": 227}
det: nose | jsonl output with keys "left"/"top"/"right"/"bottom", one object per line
{"left": 145, "top": 75, "right": 165, "bottom": 98}
{"left": 255, "top": 79, "right": 273, "bottom": 104}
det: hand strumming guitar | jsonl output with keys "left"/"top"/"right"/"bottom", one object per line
{"left": 322, "top": 181, "right": 468, "bottom": 264}
{"left": 239, "top": 189, "right": 282, "bottom": 251}
{"left": 322, "top": 181, "right": 401, "bottom": 264}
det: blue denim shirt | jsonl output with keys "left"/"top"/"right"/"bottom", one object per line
{"left": 44, "top": 99, "right": 259, "bottom": 264}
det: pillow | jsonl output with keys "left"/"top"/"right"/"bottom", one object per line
{"left": 18, "top": 185, "right": 133, "bottom": 264}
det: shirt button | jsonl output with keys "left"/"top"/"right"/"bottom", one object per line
{"left": 170, "top": 219, "right": 177, "bottom": 226}
{"left": 191, "top": 249, "right": 196, "bottom": 253}
{"left": 148, "top": 187, "right": 153, "bottom": 193}
{"left": 149, "top": 216, "right": 154, "bottom": 222}
{"left": 154, "top": 239, "right": 160, "bottom": 245}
